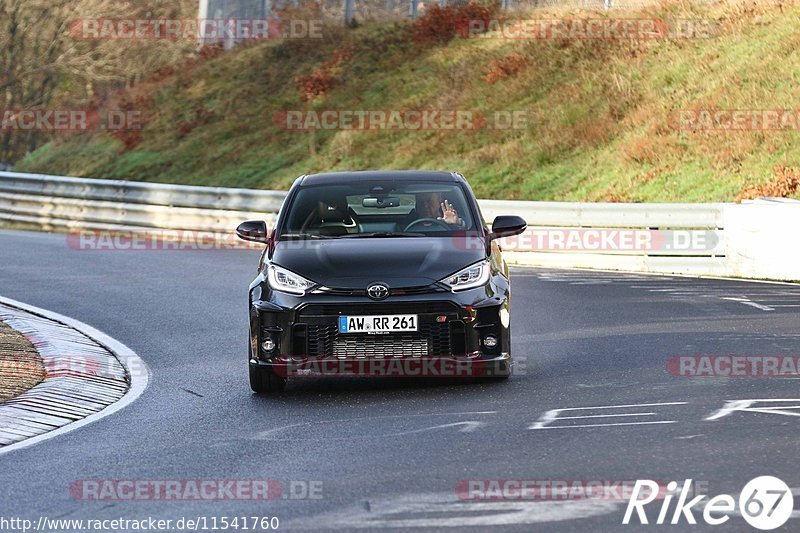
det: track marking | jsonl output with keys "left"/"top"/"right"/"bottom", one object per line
{"left": 526, "top": 268, "right": 800, "bottom": 313}
{"left": 254, "top": 412, "right": 496, "bottom": 441}
{"left": 284, "top": 491, "right": 619, "bottom": 529}
{"left": 534, "top": 421, "right": 676, "bottom": 430}
{"left": 720, "top": 297, "right": 775, "bottom": 311}
{"left": 529, "top": 402, "right": 687, "bottom": 430}
{"left": 514, "top": 265, "right": 800, "bottom": 287}
{"left": 706, "top": 399, "right": 800, "bottom": 421}
{"left": 398, "top": 421, "right": 485, "bottom": 434}
{"left": 554, "top": 413, "right": 657, "bottom": 420}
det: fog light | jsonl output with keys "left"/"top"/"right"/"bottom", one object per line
{"left": 262, "top": 339, "right": 276, "bottom": 353}
{"left": 483, "top": 335, "right": 498, "bottom": 348}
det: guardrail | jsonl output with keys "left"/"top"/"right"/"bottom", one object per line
{"left": 0, "top": 171, "right": 797, "bottom": 281}
{"left": 480, "top": 200, "right": 727, "bottom": 276}
{"left": 0, "top": 172, "right": 284, "bottom": 233}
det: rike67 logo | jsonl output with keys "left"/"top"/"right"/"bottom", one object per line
{"left": 623, "top": 476, "right": 794, "bottom": 530}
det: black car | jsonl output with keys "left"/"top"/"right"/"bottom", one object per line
{"left": 236, "top": 171, "right": 527, "bottom": 393}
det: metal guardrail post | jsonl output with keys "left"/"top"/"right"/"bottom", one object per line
{"left": 344, "top": 0, "right": 355, "bottom": 25}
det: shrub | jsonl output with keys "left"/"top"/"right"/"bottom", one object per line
{"left": 295, "top": 49, "right": 353, "bottom": 102}
{"left": 413, "top": 2, "right": 498, "bottom": 46}
{"left": 483, "top": 52, "right": 528, "bottom": 84}
{"left": 737, "top": 165, "right": 800, "bottom": 201}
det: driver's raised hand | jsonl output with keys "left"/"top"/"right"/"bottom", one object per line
{"left": 438, "top": 200, "right": 459, "bottom": 225}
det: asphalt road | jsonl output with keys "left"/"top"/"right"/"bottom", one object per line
{"left": 1, "top": 229, "right": 799, "bottom": 531}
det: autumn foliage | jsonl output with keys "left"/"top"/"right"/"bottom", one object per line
{"left": 737, "top": 166, "right": 800, "bottom": 201}
{"left": 483, "top": 52, "right": 529, "bottom": 84}
{"left": 412, "top": 2, "right": 498, "bottom": 45}
{"left": 295, "top": 49, "right": 353, "bottom": 102}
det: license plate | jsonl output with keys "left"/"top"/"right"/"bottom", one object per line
{"left": 338, "top": 314, "right": 418, "bottom": 334}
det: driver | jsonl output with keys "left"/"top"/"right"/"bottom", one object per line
{"left": 407, "top": 192, "right": 465, "bottom": 228}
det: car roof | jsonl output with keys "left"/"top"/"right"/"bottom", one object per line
{"left": 299, "top": 170, "right": 463, "bottom": 186}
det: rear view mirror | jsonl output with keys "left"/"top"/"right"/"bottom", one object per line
{"left": 363, "top": 196, "right": 400, "bottom": 208}
{"left": 489, "top": 215, "right": 527, "bottom": 240}
{"left": 236, "top": 220, "right": 270, "bottom": 243}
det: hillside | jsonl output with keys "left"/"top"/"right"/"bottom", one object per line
{"left": 13, "top": 0, "right": 800, "bottom": 202}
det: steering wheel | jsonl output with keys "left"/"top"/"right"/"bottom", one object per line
{"left": 404, "top": 218, "right": 452, "bottom": 232}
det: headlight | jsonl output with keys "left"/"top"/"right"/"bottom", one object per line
{"left": 267, "top": 264, "right": 316, "bottom": 295}
{"left": 440, "top": 260, "right": 490, "bottom": 292}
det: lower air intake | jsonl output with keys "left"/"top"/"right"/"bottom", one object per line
{"left": 332, "top": 336, "right": 430, "bottom": 358}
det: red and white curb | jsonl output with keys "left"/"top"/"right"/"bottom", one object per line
{"left": 0, "top": 296, "right": 148, "bottom": 455}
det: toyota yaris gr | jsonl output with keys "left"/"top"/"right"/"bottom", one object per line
{"left": 236, "top": 170, "right": 527, "bottom": 393}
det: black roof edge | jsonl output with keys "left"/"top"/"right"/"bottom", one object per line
{"left": 299, "top": 170, "right": 461, "bottom": 186}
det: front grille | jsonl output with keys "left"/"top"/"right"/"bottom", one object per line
{"left": 310, "top": 287, "right": 442, "bottom": 297}
{"left": 295, "top": 301, "right": 461, "bottom": 358}
{"left": 299, "top": 302, "right": 457, "bottom": 316}
{"left": 304, "top": 322, "right": 452, "bottom": 358}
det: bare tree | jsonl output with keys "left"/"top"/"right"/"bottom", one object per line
{"left": 0, "top": 0, "right": 195, "bottom": 162}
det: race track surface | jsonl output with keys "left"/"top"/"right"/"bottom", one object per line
{"left": 1, "top": 229, "right": 798, "bottom": 531}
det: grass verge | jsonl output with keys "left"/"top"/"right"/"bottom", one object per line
{"left": 0, "top": 321, "right": 44, "bottom": 403}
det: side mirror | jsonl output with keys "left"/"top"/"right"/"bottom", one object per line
{"left": 236, "top": 220, "right": 270, "bottom": 243}
{"left": 489, "top": 215, "right": 527, "bottom": 240}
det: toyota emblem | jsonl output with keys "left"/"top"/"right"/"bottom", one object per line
{"left": 367, "top": 283, "right": 390, "bottom": 300}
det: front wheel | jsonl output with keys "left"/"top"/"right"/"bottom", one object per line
{"left": 249, "top": 365, "right": 287, "bottom": 394}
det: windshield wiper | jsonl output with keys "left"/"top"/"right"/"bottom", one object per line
{"left": 279, "top": 233, "right": 330, "bottom": 240}
{"left": 341, "top": 232, "right": 426, "bottom": 238}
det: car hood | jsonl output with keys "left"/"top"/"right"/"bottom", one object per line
{"left": 270, "top": 236, "right": 486, "bottom": 289}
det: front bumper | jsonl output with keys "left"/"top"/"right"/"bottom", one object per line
{"left": 249, "top": 354, "right": 512, "bottom": 378}
{"left": 248, "top": 282, "right": 511, "bottom": 378}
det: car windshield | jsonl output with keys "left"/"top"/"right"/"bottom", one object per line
{"left": 280, "top": 181, "right": 476, "bottom": 238}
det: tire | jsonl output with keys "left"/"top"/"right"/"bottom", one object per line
{"left": 249, "top": 365, "right": 287, "bottom": 394}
